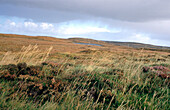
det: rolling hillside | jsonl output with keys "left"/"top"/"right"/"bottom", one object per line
{"left": 105, "top": 41, "right": 170, "bottom": 50}
{"left": 0, "top": 33, "right": 170, "bottom": 110}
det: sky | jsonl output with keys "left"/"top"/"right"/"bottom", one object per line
{"left": 0, "top": 0, "right": 170, "bottom": 46}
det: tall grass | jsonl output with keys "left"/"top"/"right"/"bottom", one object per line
{"left": 0, "top": 46, "right": 169, "bottom": 110}
{"left": 0, "top": 45, "right": 53, "bottom": 65}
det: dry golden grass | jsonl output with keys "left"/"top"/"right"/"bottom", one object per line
{"left": 0, "top": 33, "right": 169, "bottom": 110}
{"left": 0, "top": 45, "right": 53, "bottom": 65}
{"left": 1, "top": 33, "right": 169, "bottom": 66}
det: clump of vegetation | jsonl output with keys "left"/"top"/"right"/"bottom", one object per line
{"left": 0, "top": 45, "right": 170, "bottom": 110}
{"left": 142, "top": 65, "right": 170, "bottom": 79}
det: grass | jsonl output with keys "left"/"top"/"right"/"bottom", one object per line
{"left": 0, "top": 34, "right": 170, "bottom": 110}
{"left": 0, "top": 45, "right": 53, "bottom": 65}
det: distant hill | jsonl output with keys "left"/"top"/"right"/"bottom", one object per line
{"left": 0, "top": 33, "right": 169, "bottom": 53}
{"left": 105, "top": 41, "right": 170, "bottom": 50}
{"left": 69, "top": 38, "right": 170, "bottom": 52}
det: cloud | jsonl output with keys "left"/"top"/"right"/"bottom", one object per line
{"left": 1, "top": 18, "right": 170, "bottom": 46}
{"left": 58, "top": 23, "right": 114, "bottom": 35}
{"left": 63, "top": 27, "right": 109, "bottom": 35}
{"left": 0, "top": 3, "right": 90, "bottom": 23}
{"left": 24, "top": 22, "right": 38, "bottom": 28}
{"left": 40, "top": 23, "right": 54, "bottom": 30}
{"left": 1, "top": 0, "right": 170, "bottom": 22}
{"left": 128, "top": 33, "right": 170, "bottom": 46}
{"left": 9, "top": 22, "right": 16, "bottom": 26}
{"left": 0, "top": 20, "right": 52, "bottom": 35}
{"left": 0, "top": 18, "right": 115, "bottom": 37}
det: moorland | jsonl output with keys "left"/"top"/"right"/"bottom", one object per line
{"left": 0, "top": 33, "right": 169, "bottom": 110}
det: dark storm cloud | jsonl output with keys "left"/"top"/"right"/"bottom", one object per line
{"left": 0, "top": 3, "right": 90, "bottom": 23}
{"left": 1, "top": 0, "right": 170, "bottom": 22}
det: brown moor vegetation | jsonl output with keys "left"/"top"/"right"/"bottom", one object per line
{"left": 0, "top": 33, "right": 169, "bottom": 109}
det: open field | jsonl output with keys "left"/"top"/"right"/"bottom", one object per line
{"left": 0, "top": 33, "right": 170, "bottom": 109}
